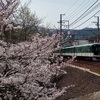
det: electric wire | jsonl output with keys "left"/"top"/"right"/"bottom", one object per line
{"left": 64, "top": 0, "right": 78, "bottom": 15}
{"left": 72, "top": 10, "right": 100, "bottom": 29}
{"left": 70, "top": 2, "right": 100, "bottom": 27}
{"left": 84, "top": 23, "right": 95, "bottom": 29}
{"left": 69, "top": 0, "right": 98, "bottom": 27}
{"left": 65, "top": 0, "right": 91, "bottom": 20}
{"left": 68, "top": 0, "right": 94, "bottom": 20}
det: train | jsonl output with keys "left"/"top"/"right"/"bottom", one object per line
{"left": 53, "top": 43, "right": 100, "bottom": 61}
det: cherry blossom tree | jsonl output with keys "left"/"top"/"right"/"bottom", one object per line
{"left": 0, "top": 33, "right": 70, "bottom": 100}
{"left": 0, "top": 0, "right": 20, "bottom": 41}
{"left": 0, "top": 0, "right": 75, "bottom": 100}
{"left": 15, "top": 5, "right": 41, "bottom": 41}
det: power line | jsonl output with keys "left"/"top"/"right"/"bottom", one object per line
{"left": 69, "top": 0, "right": 99, "bottom": 27}
{"left": 64, "top": 0, "right": 92, "bottom": 20}
{"left": 73, "top": 10, "right": 100, "bottom": 29}
{"left": 68, "top": 0, "right": 93, "bottom": 20}
{"left": 85, "top": 23, "right": 94, "bottom": 28}
{"left": 70, "top": 2, "right": 100, "bottom": 28}
{"left": 64, "top": 0, "right": 78, "bottom": 15}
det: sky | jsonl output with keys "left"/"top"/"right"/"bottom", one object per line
{"left": 21, "top": 0, "right": 100, "bottom": 30}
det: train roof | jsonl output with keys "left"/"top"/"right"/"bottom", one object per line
{"left": 64, "top": 43, "right": 100, "bottom": 49}
{"left": 75, "top": 43, "right": 100, "bottom": 47}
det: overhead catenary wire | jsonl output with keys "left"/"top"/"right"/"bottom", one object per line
{"left": 64, "top": 0, "right": 92, "bottom": 20}
{"left": 68, "top": 0, "right": 94, "bottom": 20}
{"left": 69, "top": 0, "right": 99, "bottom": 27}
{"left": 64, "top": 0, "right": 79, "bottom": 15}
{"left": 72, "top": 10, "right": 100, "bottom": 29}
{"left": 85, "top": 23, "right": 94, "bottom": 28}
{"left": 70, "top": 2, "right": 100, "bottom": 28}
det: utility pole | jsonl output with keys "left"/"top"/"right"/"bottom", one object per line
{"left": 94, "top": 16, "right": 99, "bottom": 42}
{"left": 58, "top": 14, "right": 65, "bottom": 34}
{"left": 97, "top": 16, "right": 99, "bottom": 42}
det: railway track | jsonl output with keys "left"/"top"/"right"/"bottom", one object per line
{"left": 71, "top": 59, "right": 100, "bottom": 74}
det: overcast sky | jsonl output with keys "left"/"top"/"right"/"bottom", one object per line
{"left": 21, "top": 0, "right": 100, "bottom": 29}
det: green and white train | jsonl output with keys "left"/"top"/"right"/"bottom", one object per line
{"left": 53, "top": 43, "right": 100, "bottom": 61}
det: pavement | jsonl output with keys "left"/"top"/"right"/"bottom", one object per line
{"left": 55, "top": 64, "right": 100, "bottom": 100}
{"left": 69, "top": 91, "right": 100, "bottom": 100}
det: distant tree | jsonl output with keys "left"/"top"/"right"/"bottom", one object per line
{"left": 38, "top": 26, "right": 50, "bottom": 37}
{"left": 38, "top": 23, "right": 52, "bottom": 37}
{"left": 87, "top": 36, "right": 100, "bottom": 43}
{"left": 14, "top": 4, "right": 42, "bottom": 41}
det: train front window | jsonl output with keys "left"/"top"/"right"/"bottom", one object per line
{"left": 94, "top": 45, "right": 100, "bottom": 54}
